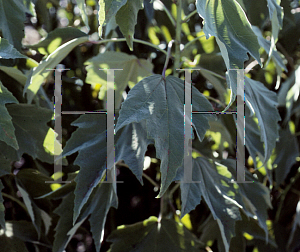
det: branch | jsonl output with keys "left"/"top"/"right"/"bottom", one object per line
{"left": 173, "top": 0, "right": 182, "bottom": 77}
{"left": 91, "top": 38, "right": 168, "bottom": 56}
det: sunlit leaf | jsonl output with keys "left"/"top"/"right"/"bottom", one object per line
{"left": 25, "top": 36, "right": 89, "bottom": 103}
{"left": 107, "top": 216, "right": 204, "bottom": 251}
{"left": 85, "top": 51, "right": 153, "bottom": 109}
{"left": 98, "top": 0, "right": 128, "bottom": 37}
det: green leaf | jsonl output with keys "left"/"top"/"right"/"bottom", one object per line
{"left": 0, "top": 153, "right": 11, "bottom": 176}
{"left": 62, "top": 114, "right": 107, "bottom": 222}
{"left": 252, "top": 26, "right": 287, "bottom": 71}
{"left": 245, "top": 106, "right": 264, "bottom": 167}
{"left": 27, "top": 27, "right": 88, "bottom": 55}
{"left": 222, "top": 159, "right": 272, "bottom": 242}
{"left": 0, "top": 180, "right": 5, "bottom": 229}
{"left": 62, "top": 115, "right": 152, "bottom": 221}
{"left": 115, "top": 121, "right": 154, "bottom": 184}
{"left": 53, "top": 191, "right": 82, "bottom": 252}
{"left": 16, "top": 183, "right": 43, "bottom": 238}
{"left": 195, "top": 0, "right": 261, "bottom": 69}
{"left": 0, "top": 81, "right": 19, "bottom": 149}
{"left": 1, "top": 104, "right": 62, "bottom": 164}
{"left": 115, "top": 0, "right": 144, "bottom": 50}
{"left": 273, "top": 127, "right": 299, "bottom": 186}
{"left": 107, "top": 216, "right": 204, "bottom": 252}
{"left": 75, "top": 0, "right": 90, "bottom": 31}
{"left": 0, "top": 66, "right": 27, "bottom": 86}
{"left": 0, "top": 38, "right": 27, "bottom": 59}
{"left": 0, "top": 0, "right": 26, "bottom": 51}
{"left": 85, "top": 51, "right": 153, "bottom": 109}
{"left": 266, "top": 0, "right": 284, "bottom": 59}
{"left": 178, "top": 157, "right": 242, "bottom": 252}
{"left": 26, "top": 36, "right": 89, "bottom": 103}
{"left": 98, "top": 0, "right": 128, "bottom": 37}
{"left": 0, "top": 235, "right": 29, "bottom": 252}
{"left": 116, "top": 75, "right": 213, "bottom": 197}
{"left": 245, "top": 77, "right": 281, "bottom": 163}
{"left": 3, "top": 220, "right": 50, "bottom": 246}
{"left": 53, "top": 181, "right": 117, "bottom": 252}
{"left": 196, "top": 0, "right": 261, "bottom": 109}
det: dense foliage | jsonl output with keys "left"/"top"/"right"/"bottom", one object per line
{"left": 1, "top": 0, "right": 300, "bottom": 251}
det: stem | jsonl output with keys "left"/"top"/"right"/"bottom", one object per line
{"left": 155, "top": 0, "right": 176, "bottom": 27}
{"left": 2, "top": 192, "right": 28, "bottom": 213}
{"left": 205, "top": 96, "right": 227, "bottom": 109}
{"left": 162, "top": 40, "right": 174, "bottom": 78}
{"left": 91, "top": 38, "right": 168, "bottom": 56}
{"left": 182, "top": 10, "right": 198, "bottom": 23}
{"left": 142, "top": 173, "right": 160, "bottom": 188}
{"left": 173, "top": 0, "right": 182, "bottom": 77}
{"left": 183, "top": 35, "right": 206, "bottom": 52}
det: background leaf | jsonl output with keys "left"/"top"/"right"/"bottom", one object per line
{"left": 0, "top": 0, "right": 26, "bottom": 51}
{"left": 107, "top": 216, "right": 204, "bottom": 252}
{"left": 85, "top": 51, "right": 153, "bottom": 109}
{"left": 115, "top": 0, "right": 144, "bottom": 50}
{"left": 0, "top": 81, "right": 19, "bottom": 149}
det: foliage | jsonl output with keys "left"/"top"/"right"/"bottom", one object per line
{"left": 1, "top": 0, "right": 300, "bottom": 251}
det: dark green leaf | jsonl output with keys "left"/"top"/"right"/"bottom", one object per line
{"left": 0, "top": 179, "right": 5, "bottom": 229}
{"left": 245, "top": 77, "right": 281, "bottom": 163}
{"left": 178, "top": 157, "right": 242, "bottom": 252}
{"left": 62, "top": 114, "right": 107, "bottom": 222}
{"left": 115, "top": 0, "right": 144, "bottom": 50}
{"left": 98, "top": 0, "right": 128, "bottom": 37}
{"left": 0, "top": 38, "right": 27, "bottom": 59}
{"left": 273, "top": 127, "right": 299, "bottom": 186}
{"left": 53, "top": 180, "right": 117, "bottom": 252}
{"left": 107, "top": 216, "right": 204, "bottom": 252}
{"left": 0, "top": 81, "right": 19, "bottom": 149}
{"left": 116, "top": 75, "right": 213, "bottom": 197}
{"left": 0, "top": 0, "right": 26, "bottom": 51}
{"left": 6, "top": 104, "right": 63, "bottom": 164}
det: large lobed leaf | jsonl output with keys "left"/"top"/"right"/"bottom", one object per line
{"left": 245, "top": 77, "right": 281, "bottom": 163}
{"left": 107, "top": 216, "right": 204, "bottom": 252}
{"left": 178, "top": 157, "right": 272, "bottom": 251}
{"left": 178, "top": 157, "right": 242, "bottom": 252}
{"left": 116, "top": 75, "right": 213, "bottom": 197}
{"left": 62, "top": 114, "right": 107, "bottom": 223}
{"left": 53, "top": 181, "right": 117, "bottom": 252}
{"left": 62, "top": 114, "right": 154, "bottom": 222}
{"left": 85, "top": 51, "right": 153, "bottom": 109}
